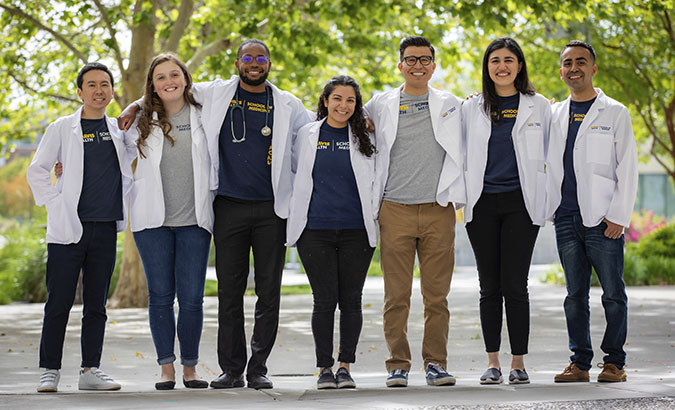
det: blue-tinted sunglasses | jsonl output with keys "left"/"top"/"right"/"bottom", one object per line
{"left": 240, "top": 55, "right": 269, "bottom": 64}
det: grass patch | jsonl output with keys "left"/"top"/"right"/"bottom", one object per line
{"left": 204, "top": 280, "right": 312, "bottom": 296}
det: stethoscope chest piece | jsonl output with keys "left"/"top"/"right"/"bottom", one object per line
{"left": 261, "top": 126, "right": 272, "bottom": 137}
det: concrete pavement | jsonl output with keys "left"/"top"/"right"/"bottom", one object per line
{"left": 0, "top": 266, "right": 673, "bottom": 409}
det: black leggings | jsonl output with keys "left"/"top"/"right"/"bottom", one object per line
{"left": 466, "top": 189, "right": 539, "bottom": 355}
{"left": 297, "top": 229, "right": 375, "bottom": 368}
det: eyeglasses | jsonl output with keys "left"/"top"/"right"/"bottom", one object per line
{"left": 401, "top": 55, "right": 434, "bottom": 66}
{"left": 240, "top": 55, "right": 269, "bottom": 64}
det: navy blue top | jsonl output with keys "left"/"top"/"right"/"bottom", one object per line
{"left": 556, "top": 97, "right": 596, "bottom": 219}
{"left": 306, "top": 122, "right": 365, "bottom": 230}
{"left": 77, "top": 118, "right": 123, "bottom": 222}
{"left": 483, "top": 94, "right": 521, "bottom": 194}
{"left": 217, "top": 85, "right": 275, "bottom": 200}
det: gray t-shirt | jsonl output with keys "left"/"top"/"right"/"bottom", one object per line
{"left": 160, "top": 104, "right": 197, "bottom": 227}
{"left": 383, "top": 91, "right": 445, "bottom": 204}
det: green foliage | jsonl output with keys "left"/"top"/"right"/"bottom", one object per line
{"left": 542, "top": 223, "right": 675, "bottom": 287}
{"left": 203, "top": 279, "right": 311, "bottom": 296}
{"left": 0, "top": 222, "right": 47, "bottom": 304}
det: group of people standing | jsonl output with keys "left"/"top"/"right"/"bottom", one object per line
{"left": 27, "top": 33, "right": 637, "bottom": 393}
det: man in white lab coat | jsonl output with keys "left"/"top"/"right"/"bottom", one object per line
{"left": 547, "top": 40, "right": 638, "bottom": 384}
{"left": 364, "top": 36, "right": 465, "bottom": 388}
{"left": 27, "top": 63, "right": 135, "bottom": 393}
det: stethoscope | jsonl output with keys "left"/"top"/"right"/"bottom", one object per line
{"left": 230, "top": 85, "right": 272, "bottom": 143}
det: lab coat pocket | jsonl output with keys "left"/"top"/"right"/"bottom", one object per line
{"left": 587, "top": 133, "right": 613, "bottom": 165}
{"left": 525, "top": 130, "right": 544, "bottom": 160}
{"left": 591, "top": 174, "right": 615, "bottom": 218}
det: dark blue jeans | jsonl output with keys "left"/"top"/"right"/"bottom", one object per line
{"left": 554, "top": 215, "right": 628, "bottom": 370}
{"left": 39, "top": 221, "right": 117, "bottom": 370}
{"left": 297, "top": 229, "right": 375, "bottom": 368}
{"left": 134, "top": 225, "right": 211, "bottom": 366}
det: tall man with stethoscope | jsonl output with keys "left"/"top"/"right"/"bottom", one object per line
{"left": 119, "top": 40, "right": 311, "bottom": 390}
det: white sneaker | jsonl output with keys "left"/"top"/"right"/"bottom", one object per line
{"left": 37, "top": 369, "right": 60, "bottom": 392}
{"left": 78, "top": 368, "right": 121, "bottom": 391}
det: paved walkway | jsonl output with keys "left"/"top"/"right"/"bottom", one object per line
{"left": 0, "top": 266, "right": 674, "bottom": 409}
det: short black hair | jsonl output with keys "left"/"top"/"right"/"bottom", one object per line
{"left": 76, "top": 62, "right": 114, "bottom": 89}
{"left": 560, "top": 40, "right": 596, "bottom": 64}
{"left": 399, "top": 36, "right": 435, "bottom": 61}
{"left": 237, "top": 38, "right": 270, "bottom": 58}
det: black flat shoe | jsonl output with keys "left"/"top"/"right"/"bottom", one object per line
{"left": 155, "top": 380, "right": 176, "bottom": 390}
{"left": 247, "top": 374, "right": 273, "bottom": 389}
{"left": 183, "top": 378, "right": 209, "bottom": 389}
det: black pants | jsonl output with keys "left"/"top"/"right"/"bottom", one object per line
{"left": 213, "top": 195, "right": 286, "bottom": 377}
{"left": 39, "top": 221, "right": 117, "bottom": 369}
{"left": 465, "top": 189, "right": 539, "bottom": 355}
{"left": 297, "top": 229, "right": 375, "bottom": 368}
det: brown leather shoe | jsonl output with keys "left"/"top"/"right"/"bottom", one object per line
{"left": 597, "top": 363, "right": 627, "bottom": 382}
{"left": 554, "top": 363, "right": 590, "bottom": 382}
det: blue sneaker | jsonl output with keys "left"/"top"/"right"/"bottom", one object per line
{"left": 386, "top": 369, "right": 408, "bottom": 387}
{"left": 425, "top": 363, "right": 456, "bottom": 386}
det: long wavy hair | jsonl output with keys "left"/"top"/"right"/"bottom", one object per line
{"left": 316, "top": 75, "right": 374, "bottom": 157}
{"left": 481, "top": 37, "right": 535, "bottom": 121}
{"left": 137, "top": 53, "right": 200, "bottom": 158}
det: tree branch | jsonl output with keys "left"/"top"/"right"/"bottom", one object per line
{"left": 0, "top": 4, "right": 88, "bottom": 64}
{"left": 186, "top": 38, "right": 233, "bottom": 72}
{"left": 166, "top": 0, "right": 194, "bottom": 53}
{"left": 8, "top": 71, "right": 80, "bottom": 104}
{"left": 91, "top": 0, "right": 125, "bottom": 73}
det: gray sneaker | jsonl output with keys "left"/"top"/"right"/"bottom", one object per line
{"left": 78, "top": 368, "right": 121, "bottom": 391}
{"left": 37, "top": 369, "right": 60, "bottom": 392}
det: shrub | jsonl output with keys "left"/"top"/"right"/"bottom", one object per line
{"left": 625, "top": 210, "right": 666, "bottom": 243}
{"left": 632, "top": 224, "right": 675, "bottom": 259}
{"left": 0, "top": 223, "right": 48, "bottom": 304}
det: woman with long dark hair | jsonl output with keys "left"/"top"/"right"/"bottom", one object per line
{"left": 287, "top": 75, "right": 377, "bottom": 390}
{"left": 462, "top": 37, "right": 550, "bottom": 384}
{"left": 131, "top": 53, "right": 214, "bottom": 390}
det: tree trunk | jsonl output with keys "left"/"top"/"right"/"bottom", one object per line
{"left": 109, "top": 226, "right": 147, "bottom": 308}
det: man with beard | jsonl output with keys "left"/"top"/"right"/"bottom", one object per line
{"left": 119, "top": 40, "right": 311, "bottom": 389}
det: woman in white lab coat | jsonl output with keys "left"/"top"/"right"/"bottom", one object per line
{"left": 462, "top": 37, "right": 550, "bottom": 385}
{"left": 287, "top": 75, "right": 376, "bottom": 390}
{"left": 132, "top": 53, "right": 214, "bottom": 390}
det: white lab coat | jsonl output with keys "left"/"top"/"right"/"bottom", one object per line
{"left": 26, "top": 107, "right": 136, "bottom": 244}
{"left": 363, "top": 85, "right": 465, "bottom": 217}
{"left": 286, "top": 119, "right": 378, "bottom": 247}
{"left": 462, "top": 93, "right": 551, "bottom": 226}
{"left": 546, "top": 88, "right": 638, "bottom": 228}
{"left": 129, "top": 104, "right": 215, "bottom": 234}
{"left": 191, "top": 76, "right": 312, "bottom": 219}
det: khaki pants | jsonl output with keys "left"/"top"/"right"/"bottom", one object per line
{"left": 379, "top": 200, "right": 456, "bottom": 372}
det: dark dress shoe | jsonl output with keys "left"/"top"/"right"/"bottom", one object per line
{"left": 183, "top": 378, "right": 209, "bottom": 388}
{"left": 155, "top": 380, "right": 176, "bottom": 390}
{"left": 210, "top": 373, "right": 245, "bottom": 389}
{"left": 247, "top": 374, "right": 273, "bottom": 389}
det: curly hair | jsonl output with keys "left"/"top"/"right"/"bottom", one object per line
{"left": 315, "top": 75, "right": 374, "bottom": 157}
{"left": 136, "top": 53, "right": 200, "bottom": 158}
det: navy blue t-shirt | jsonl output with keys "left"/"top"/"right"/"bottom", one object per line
{"left": 77, "top": 117, "right": 123, "bottom": 222}
{"left": 483, "top": 94, "right": 521, "bottom": 194}
{"left": 556, "top": 97, "right": 596, "bottom": 219}
{"left": 217, "top": 85, "right": 275, "bottom": 200}
{"left": 306, "top": 122, "right": 365, "bottom": 230}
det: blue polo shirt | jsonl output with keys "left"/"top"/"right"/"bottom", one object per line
{"left": 556, "top": 97, "right": 596, "bottom": 219}
{"left": 306, "top": 122, "right": 364, "bottom": 230}
{"left": 217, "top": 85, "right": 275, "bottom": 200}
{"left": 483, "top": 94, "right": 521, "bottom": 194}
{"left": 77, "top": 117, "right": 123, "bottom": 222}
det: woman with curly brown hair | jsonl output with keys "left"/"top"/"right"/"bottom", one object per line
{"left": 287, "top": 75, "right": 377, "bottom": 390}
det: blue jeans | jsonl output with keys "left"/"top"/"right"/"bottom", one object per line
{"left": 134, "top": 225, "right": 211, "bottom": 366}
{"left": 554, "top": 215, "right": 627, "bottom": 370}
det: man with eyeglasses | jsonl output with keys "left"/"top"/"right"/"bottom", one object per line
{"left": 118, "top": 41, "right": 311, "bottom": 390}
{"left": 364, "top": 36, "right": 465, "bottom": 387}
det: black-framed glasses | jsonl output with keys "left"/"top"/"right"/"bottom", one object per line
{"left": 401, "top": 55, "right": 434, "bottom": 66}
{"left": 240, "top": 55, "right": 269, "bottom": 64}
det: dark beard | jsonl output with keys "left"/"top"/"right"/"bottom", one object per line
{"left": 239, "top": 69, "right": 269, "bottom": 86}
